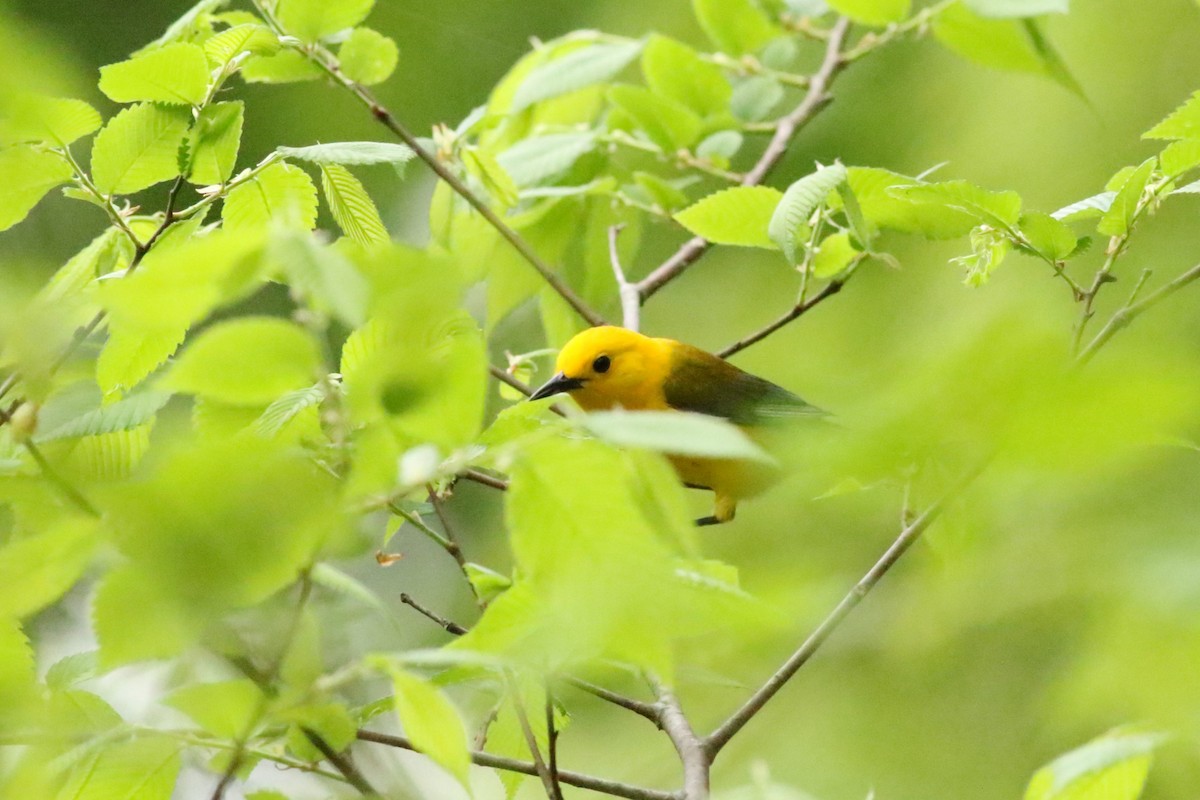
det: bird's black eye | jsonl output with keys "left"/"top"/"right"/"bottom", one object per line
{"left": 592, "top": 355, "right": 611, "bottom": 374}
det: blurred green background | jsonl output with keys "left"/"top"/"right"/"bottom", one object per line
{"left": 6, "top": 1, "right": 1200, "bottom": 798}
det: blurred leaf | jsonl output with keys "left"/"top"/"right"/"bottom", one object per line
{"left": 98, "top": 42, "right": 210, "bottom": 105}
{"left": 389, "top": 668, "right": 472, "bottom": 788}
{"left": 827, "top": 0, "right": 910, "bottom": 25}
{"left": 254, "top": 384, "right": 324, "bottom": 437}
{"left": 91, "top": 102, "right": 191, "bottom": 194}
{"left": 57, "top": 737, "right": 181, "bottom": 800}
{"left": 271, "top": 229, "right": 369, "bottom": 326}
{"left": 812, "top": 231, "right": 859, "bottom": 277}
{"left": 187, "top": 101, "right": 244, "bottom": 184}
{"left": 1051, "top": 191, "right": 1116, "bottom": 221}
{"left": 338, "top": 26, "right": 398, "bottom": 85}
{"left": 462, "top": 147, "right": 520, "bottom": 207}
{"left": 697, "top": 129, "right": 744, "bottom": 162}
{"left": 1097, "top": 158, "right": 1154, "bottom": 237}
{"left": 0, "top": 144, "right": 73, "bottom": 231}
{"left": 608, "top": 84, "right": 703, "bottom": 150}
{"left": 203, "top": 23, "right": 280, "bottom": 68}
{"left": 164, "top": 317, "right": 320, "bottom": 405}
{"left": 466, "top": 563, "right": 512, "bottom": 604}
{"left": 692, "top": 0, "right": 781, "bottom": 55}
{"left": 730, "top": 75, "right": 784, "bottom": 122}
{"left": 277, "top": 141, "right": 414, "bottom": 168}
{"left": 167, "top": 679, "right": 264, "bottom": 739}
{"left": 890, "top": 179, "right": 1022, "bottom": 229}
{"left": 36, "top": 391, "right": 171, "bottom": 441}
{"left": 966, "top": 0, "right": 1069, "bottom": 15}
{"left": 953, "top": 225, "right": 1011, "bottom": 286}
{"left": 277, "top": 0, "right": 374, "bottom": 42}
{"left": 641, "top": 34, "right": 731, "bottom": 116}
{"left": 138, "top": 0, "right": 226, "bottom": 53}
{"left": 0, "top": 93, "right": 101, "bottom": 146}
{"left": 846, "top": 167, "right": 976, "bottom": 238}
{"left": 1018, "top": 211, "right": 1077, "bottom": 261}
{"left": 511, "top": 39, "right": 642, "bottom": 114}
{"left": 1145, "top": 90, "right": 1200, "bottom": 141}
{"left": 96, "top": 328, "right": 188, "bottom": 398}
{"left": 92, "top": 565, "right": 200, "bottom": 664}
{"left": 65, "top": 425, "right": 154, "bottom": 481}
{"left": 582, "top": 410, "right": 773, "bottom": 461}
{"left": 674, "top": 185, "right": 783, "bottom": 248}
{"left": 1158, "top": 139, "right": 1200, "bottom": 178}
{"left": 1024, "top": 730, "right": 1165, "bottom": 800}
{"left": 0, "top": 518, "right": 98, "bottom": 619}
{"left": 496, "top": 132, "right": 596, "bottom": 188}
{"left": 933, "top": 5, "right": 1047, "bottom": 75}
{"left": 241, "top": 49, "right": 325, "bottom": 83}
{"left": 770, "top": 163, "right": 847, "bottom": 263}
{"left": 45, "top": 651, "right": 99, "bottom": 690}
{"left": 223, "top": 160, "right": 319, "bottom": 231}
{"left": 320, "top": 163, "right": 389, "bottom": 245}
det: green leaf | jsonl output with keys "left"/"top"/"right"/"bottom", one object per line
{"left": 203, "top": 23, "right": 280, "bottom": 68}
{"left": 1159, "top": 139, "right": 1200, "bottom": 178}
{"left": 608, "top": 84, "right": 703, "bottom": 150}
{"left": 511, "top": 40, "right": 643, "bottom": 114}
{"left": 92, "top": 566, "right": 201, "bottom": 665}
{"left": 769, "top": 163, "right": 847, "bottom": 263}
{"left": 36, "top": 391, "right": 172, "bottom": 441}
{"left": 827, "top": 0, "right": 911, "bottom": 25}
{"left": 845, "top": 167, "right": 976, "bottom": 239}
{"left": 583, "top": 410, "right": 772, "bottom": 461}
{"left": 462, "top": 148, "right": 519, "bottom": 208}
{"left": 1018, "top": 211, "right": 1077, "bottom": 260}
{"left": 952, "top": 226, "right": 1011, "bottom": 286}
{"left": 496, "top": 132, "right": 597, "bottom": 188}
{"left": 139, "top": 0, "right": 227, "bottom": 53}
{"left": 967, "top": 0, "right": 1069, "bottom": 16}
{"left": 187, "top": 101, "right": 244, "bottom": 184}
{"left": 0, "top": 519, "right": 98, "bottom": 619}
{"left": 338, "top": 26, "right": 398, "bottom": 85}
{"left": 697, "top": 130, "right": 744, "bottom": 162}
{"left": 277, "top": 0, "right": 374, "bottom": 41}
{"left": 1144, "top": 90, "right": 1200, "bottom": 141}
{"left": 241, "top": 49, "right": 324, "bottom": 83}
{"left": 1097, "top": 158, "right": 1155, "bottom": 237}
{"left": 0, "top": 93, "right": 101, "bottom": 146}
{"left": 674, "top": 185, "right": 783, "bottom": 248}
{"left": 0, "top": 145, "right": 73, "bottom": 231}
{"left": 167, "top": 680, "right": 264, "bottom": 739}
{"left": 812, "top": 231, "right": 859, "bottom": 277}
{"left": 276, "top": 141, "right": 414, "bottom": 168}
{"left": 223, "top": 160, "right": 319, "bottom": 231}
{"left": 730, "top": 75, "right": 784, "bottom": 122}
{"left": 98, "top": 42, "right": 211, "bottom": 106}
{"left": 320, "top": 163, "right": 389, "bottom": 245}
{"left": 692, "top": 0, "right": 781, "bottom": 54}
{"left": 933, "top": 4, "right": 1047, "bottom": 75}
{"left": 1025, "top": 730, "right": 1165, "bottom": 800}
{"left": 270, "top": 229, "right": 369, "bottom": 326}
{"left": 891, "top": 179, "right": 1023, "bottom": 228}
{"left": 1051, "top": 191, "right": 1115, "bottom": 221}
{"left": 58, "top": 737, "right": 181, "bottom": 800}
{"left": 254, "top": 384, "right": 325, "bottom": 437}
{"left": 91, "top": 103, "right": 191, "bottom": 194}
{"left": 465, "top": 563, "right": 512, "bottom": 604}
{"left": 66, "top": 426, "right": 154, "bottom": 481}
{"left": 388, "top": 668, "right": 472, "bottom": 788}
{"left": 641, "top": 34, "right": 731, "bottom": 116}
{"left": 164, "top": 317, "right": 321, "bottom": 405}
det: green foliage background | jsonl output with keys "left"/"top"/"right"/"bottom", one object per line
{"left": 3, "top": 1, "right": 1200, "bottom": 799}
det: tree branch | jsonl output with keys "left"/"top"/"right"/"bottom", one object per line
{"left": 609, "top": 224, "right": 640, "bottom": 331}
{"left": 460, "top": 468, "right": 509, "bottom": 492}
{"left": 650, "top": 679, "right": 709, "bottom": 800}
{"left": 399, "top": 592, "right": 468, "bottom": 635}
{"left": 1077, "top": 261, "right": 1200, "bottom": 364}
{"left": 507, "top": 674, "right": 563, "bottom": 800}
{"left": 357, "top": 730, "right": 679, "bottom": 800}
{"left": 304, "top": 728, "right": 379, "bottom": 796}
{"left": 634, "top": 17, "right": 852, "bottom": 303}
{"left": 703, "top": 468, "right": 982, "bottom": 758}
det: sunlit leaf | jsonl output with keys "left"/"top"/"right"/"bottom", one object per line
{"left": 223, "top": 160, "right": 319, "bottom": 231}
{"left": 91, "top": 102, "right": 191, "bottom": 194}
{"left": 320, "top": 163, "right": 389, "bottom": 245}
{"left": 0, "top": 93, "right": 101, "bottom": 146}
{"left": 99, "top": 42, "right": 211, "bottom": 106}
{"left": 0, "top": 144, "right": 73, "bottom": 231}
{"left": 692, "top": 0, "right": 781, "bottom": 54}
{"left": 187, "top": 101, "right": 244, "bottom": 184}
{"left": 338, "top": 26, "right": 399, "bottom": 85}
{"left": 582, "top": 410, "right": 773, "bottom": 461}
{"left": 827, "top": 0, "right": 911, "bottom": 25}
{"left": 511, "top": 39, "right": 643, "bottom": 114}
{"left": 388, "top": 668, "right": 472, "bottom": 788}
{"left": 769, "top": 163, "right": 847, "bottom": 264}
{"left": 277, "top": 0, "right": 374, "bottom": 42}
{"left": 674, "top": 186, "right": 783, "bottom": 248}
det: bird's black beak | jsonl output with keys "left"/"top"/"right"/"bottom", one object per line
{"left": 529, "top": 372, "right": 584, "bottom": 401}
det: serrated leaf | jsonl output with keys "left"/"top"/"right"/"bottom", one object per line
{"left": 58, "top": 737, "right": 181, "bottom": 800}
{"left": 338, "top": 26, "right": 398, "bottom": 85}
{"left": 165, "top": 317, "right": 321, "bottom": 405}
{"left": 641, "top": 35, "right": 730, "bottom": 116}
{"left": 730, "top": 75, "right": 784, "bottom": 122}
{"left": 511, "top": 40, "right": 643, "bottom": 114}
{"left": 98, "top": 42, "right": 211, "bottom": 106}
{"left": 167, "top": 679, "right": 264, "bottom": 739}
{"left": 139, "top": 0, "right": 227, "bottom": 53}
{"left": 0, "top": 145, "right": 73, "bottom": 231}
{"left": 388, "top": 668, "right": 472, "bottom": 788}
{"left": 241, "top": 49, "right": 325, "bottom": 83}
{"left": 204, "top": 23, "right": 280, "bottom": 68}
{"left": 607, "top": 84, "right": 703, "bottom": 150}
{"left": 270, "top": 229, "right": 368, "bottom": 326}
{"left": 187, "top": 101, "right": 243, "bottom": 184}
{"left": 966, "top": 0, "right": 1068, "bottom": 17}
{"left": 891, "top": 179, "right": 1023, "bottom": 228}
{"left": 769, "top": 163, "right": 847, "bottom": 263}
{"left": 933, "top": 5, "right": 1046, "bottom": 75}
{"left": 0, "top": 93, "right": 102, "bottom": 146}
{"left": 1018, "top": 211, "right": 1077, "bottom": 260}
{"left": 223, "top": 160, "right": 319, "bottom": 231}
{"left": 254, "top": 384, "right": 325, "bottom": 437}
{"left": 496, "top": 132, "right": 596, "bottom": 188}
{"left": 1159, "top": 139, "right": 1200, "bottom": 178}
{"left": 674, "top": 185, "right": 783, "bottom": 248}
{"left": 1144, "top": 90, "right": 1200, "bottom": 141}
{"left": 1051, "top": 191, "right": 1116, "bottom": 221}
{"left": 1097, "top": 158, "right": 1154, "bottom": 237}
{"left": 1025, "top": 730, "right": 1165, "bottom": 800}
{"left": 583, "top": 410, "right": 772, "bottom": 461}
{"left": 276, "top": 141, "right": 414, "bottom": 167}
{"left": 45, "top": 651, "right": 100, "bottom": 690}
{"left": 97, "top": 328, "right": 188, "bottom": 397}
{"left": 91, "top": 103, "right": 191, "bottom": 194}
{"left": 40, "top": 228, "right": 129, "bottom": 304}
{"left": 277, "top": 0, "right": 374, "bottom": 42}
{"left": 36, "top": 391, "right": 172, "bottom": 441}
{"left": 846, "top": 167, "right": 977, "bottom": 239}
{"left": 67, "top": 424, "right": 154, "bottom": 481}
{"left": 0, "top": 518, "right": 98, "bottom": 619}
{"left": 320, "top": 163, "right": 389, "bottom": 245}
{"left": 692, "top": 0, "right": 781, "bottom": 54}
{"left": 828, "top": 0, "right": 911, "bottom": 25}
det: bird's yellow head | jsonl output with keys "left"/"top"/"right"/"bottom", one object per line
{"left": 529, "top": 326, "right": 671, "bottom": 411}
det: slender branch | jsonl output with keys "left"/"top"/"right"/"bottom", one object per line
{"left": 635, "top": 17, "right": 852, "bottom": 302}
{"left": 1077, "top": 261, "right": 1200, "bottom": 364}
{"left": 253, "top": 1, "right": 604, "bottom": 327}
{"left": 608, "top": 224, "right": 640, "bottom": 331}
{"left": 704, "top": 468, "right": 983, "bottom": 757}
{"left": 649, "top": 679, "right": 709, "bottom": 800}
{"left": 357, "top": 730, "right": 679, "bottom": 800}
{"left": 460, "top": 468, "right": 509, "bottom": 492}
{"left": 716, "top": 264, "right": 857, "bottom": 359}
{"left": 304, "top": 728, "right": 379, "bottom": 796}
{"left": 399, "top": 592, "right": 468, "bottom": 635}
{"left": 428, "top": 486, "right": 482, "bottom": 604}
{"left": 507, "top": 675, "right": 563, "bottom": 800}
{"left": 546, "top": 686, "right": 564, "bottom": 800}
{"left": 490, "top": 364, "right": 533, "bottom": 397}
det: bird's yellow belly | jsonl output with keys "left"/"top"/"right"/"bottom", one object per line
{"left": 666, "top": 454, "right": 779, "bottom": 501}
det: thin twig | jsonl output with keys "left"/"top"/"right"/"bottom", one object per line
{"left": 704, "top": 467, "right": 983, "bottom": 757}
{"left": 399, "top": 592, "right": 468, "bottom": 635}
{"left": 609, "top": 224, "right": 640, "bottom": 331}
{"left": 507, "top": 674, "right": 562, "bottom": 800}
{"left": 1078, "top": 261, "right": 1200, "bottom": 364}
{"left": 304, "top": 728, "right": 379, "bottom": 796}
{"left": 357, "top": 730, "right": 679, "bottom": 800}
{"left": 490, "top": 364, "right": 533, "bottom": 397}
{"left": 716, "top": 269, "right": 854, "bottom": 359}
{"left": 460, "top": 468, "right": 509, "bottom": 492}
{"left": 428, "top": 486, "right": 481, "bottom": 604}
{"left": 253, "top": 0, "right": 604, "bottom": 327}
{"left": 650, "top": 679, "right": 709, "bottom": 800}
{"left": 635, "top": 18, "right": 852, "bottom": 303}
{"left": 546, "top": 686, "right": 564, "bottom": 800}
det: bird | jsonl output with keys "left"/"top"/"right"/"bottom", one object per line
{"left": 528, "top": 325, "right": 825, "bottom": 525}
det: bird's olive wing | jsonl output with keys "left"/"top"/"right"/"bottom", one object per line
{"left": 662, "top": 345, "right": 824, "bottom": 426}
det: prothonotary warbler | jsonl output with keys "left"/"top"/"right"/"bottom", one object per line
{"left": 529, "top": 326, "right": 824, "bottom": 525}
